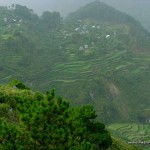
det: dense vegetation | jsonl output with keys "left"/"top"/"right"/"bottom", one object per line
{"left": 108, "top": 123, "right": 150, "bottom": 150}
{"left": 0, "top": 81, "right": 112, "bottom": 149}
{"left": 0, "top": 81, "right": 141, "bottom": 150}
{"left": 102, "top": 0, "right": 150, "bottom": 32}
{"left": 68, "top": 1, "right": 137, "bottom": 24}
{"left": 0, "top": 2, "right": 149, "bottom": 149}
{"left": 0, "top": 2, "right": 150, "bottom": 123}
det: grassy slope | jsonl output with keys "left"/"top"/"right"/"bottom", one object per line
{"left": 0, "top": 2, "right": 150, "bottom": 123}
{"left": 108, "top": 123, "right": 150, "bottom": 150}
{"left": 0, "top": 84, "right": 142, "bottom": 150}
{"left": 103, "top": 0, "right": 150, "bottom": 32}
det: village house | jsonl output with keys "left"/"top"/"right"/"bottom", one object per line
{"left": 79, "top": 46, "right": 84, "bottom": 51}
{"left": 75, "top": 28, "right": 79, "bottom": 31}
{"left": 4, "top": 18, "right": 7, "bottom": 22}
{"left": 106, "top": 35, "right": 110, "bottom": 38}
{"left": 84, "top": 45, "right": 89, "bottom": 49}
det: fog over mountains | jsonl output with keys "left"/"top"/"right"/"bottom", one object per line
{"left": 0, "top": 0, "right": 149, "bottom": 16}
{"left": 0, "top": 1, "right": 150, "bottom": 148}
{"left": 1, "top": 0, "right": 150, "bottom": 31}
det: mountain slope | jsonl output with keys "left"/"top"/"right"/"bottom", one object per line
{"left": 0, "top": 81, "right": 142, "bottom": 150}
{"left": 67, "top": 1, "right": 150, "bottom": 53}
{"left": 68, "top": 1, "right": 136, "bottom": 24}
{"left": 0, "top": 81, "right": 113, "bottom": 149}
{"left": 0, "top": 2, "right": 150, "bottom": 125}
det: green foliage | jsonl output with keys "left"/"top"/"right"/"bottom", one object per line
{"left": 13, "top": 4, "right": 39, "bottom": 21}
{"left": 0, "top": 1, "right": 150, "bottom": 127}
{"left": 68, "top": 1, "right": 138, "bottom": 25}
{"left": 41, "top": 11, "right": 61, "bottom": 28}
{"left": 34, "top": 91, "right": 44, "bottom": 101}
{"left": 108, "top": 123, "right": 150, "bottom": 150}
{"left": 9, "top": 79, "right": 30, "bottom": 90}
{"left": 108, "top": 137, "right": 142, "bottom": 150}
{"left": 0, "top": 83, "right": 112, "bottom": 149}
{"left": 0, "top": 3, "right": 149, "bottom": 149}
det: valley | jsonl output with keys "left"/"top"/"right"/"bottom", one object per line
{"left": 0, "top": 2, "right": 150, "bottom": 149}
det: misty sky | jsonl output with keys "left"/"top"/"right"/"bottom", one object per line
{"left": 0, "top": 0, "right": 148, "bottom": 16}
{"left": 0, "top": 0, "right": 149, "bottom": 16}
{"left": 0, "top": 0, "right": 150, "bottom": 31}
{"left": 0, "top": 0, "right": 93, "bottom": 16}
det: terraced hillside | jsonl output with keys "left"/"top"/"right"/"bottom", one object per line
{"left": 108, "top": 123, "right": 150, "bottom": 150}
{"left": 0, "top": 2, "right": 150, "bottom": 123}
{"left": 22, "top": 48, "right": 150, "bottom": 123}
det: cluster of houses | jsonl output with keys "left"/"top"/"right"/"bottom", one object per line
{"left": 79, "top": 45, "right": 89, "bottom": 51}
{"left": 63, "top": 20, "right": 112, "bottom": 40}
{"left": 3, "top": 16, "right": 23, "bottom": 28}
{"left": 62, "top": 20, "right": 113, "bottom": 52}
{"left": 74, "top": 24, "right": 101, "bottom": 36}
{"left": 75, "top": 24, "right": 111, "bottom": 39}
{"left": 57, "top": 19, "right": 123, "bottom": 56}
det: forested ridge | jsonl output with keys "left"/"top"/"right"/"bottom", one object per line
{"left": 0, "top": 2, "right": 150, "bottom": 149}
{"left": 0, "top": 81, "right": 141, "bottom": 150}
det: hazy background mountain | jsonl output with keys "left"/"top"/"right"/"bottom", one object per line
{"left": 1, "top": 0, "right": 150, "bottom": 31}
{"left": 0, "top": 1, "right": 150, "bottom": 123}
{"left": 0, "top": 2, "right": 150, "bottom": 149}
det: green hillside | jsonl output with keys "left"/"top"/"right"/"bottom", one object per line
{"left": 0, "top": 81, "right": 112, "bottom": 149}
{"left": 108, "top": 123, "right": 150, "bottom": 150}
{"left": 102, "top": 0, "right": 150, "bottom": 32}
{"left": 0, "top": 2, "right": 150, "bottom": 125}
{"left": 68, "top": 1, "right": 138, "bottom": 24}
{"left": 0, "top": 82, "right": 141, "bottom": 150}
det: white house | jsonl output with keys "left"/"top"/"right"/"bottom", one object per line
{"left": 84, "top": 45, "right": 88, "bottom": 49}
{"left": 79, "top": 46, "right": 84, "bottom": 51}
{"left": 75, "top": 28, "right": 79, "bottom": 31}
{"left": 77, "top": 20, "right": 82, "bottom": 22}
{"left": 4, "top": 18, "right": 7, "bottom": 22}
{"left": 106, "top": 35, "right": 110, "bottom": 38}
